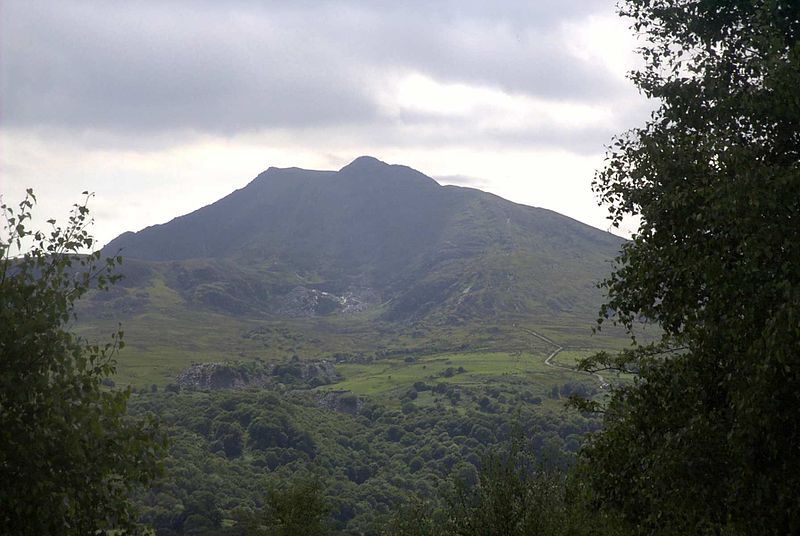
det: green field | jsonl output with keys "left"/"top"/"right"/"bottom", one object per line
{"left": 335, "top": 351, "right": 579, "bottom": 394}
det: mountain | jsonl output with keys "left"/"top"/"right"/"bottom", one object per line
{"left": 83, "top": 156, "right": 625, "bottom": 385}
{"left": 103, "top": 156, "right": 622, "bottom": 323}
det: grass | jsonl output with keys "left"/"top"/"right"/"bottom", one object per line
{"left": 75, "top": 306, "right": 632, "bottom": 390}
{"left": 74, "top": 272, "right": 633, "bottom": 392}
{"left": 552, "top": 349, "right": 597, "bottom": 367}
{"left": 330, "top": 350, "right": 606, "bottom": 403}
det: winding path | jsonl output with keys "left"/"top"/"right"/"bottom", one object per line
{"left": 517, "top": 325, "right": 608, "bottom": 388}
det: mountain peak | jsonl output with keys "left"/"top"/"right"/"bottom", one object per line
{"left": 100, "top": 156, "right": 624, "bottom": 325}
{"left": 339, "top": 155, "right": 387, "bottom": 172}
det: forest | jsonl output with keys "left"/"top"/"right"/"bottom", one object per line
{"left": 128, "top": 385, "right": 598, "bottom": 534}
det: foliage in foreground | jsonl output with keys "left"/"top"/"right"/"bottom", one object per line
{"left": 0, "top": 192, "right": 165, "bottom": 534}
{"left": 129, "top": 386, "right": 595, "bottom": 534}
{"left": 582, "top": 1, "right": 800, "bottom": 534}
{"left": 384, "top": 434, "right": 624, "bottom": 536}
{"left": 242, "top": 478, "right": 332, "bottom": 536}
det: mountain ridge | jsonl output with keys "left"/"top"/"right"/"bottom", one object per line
{"left": 79, "top": 156, "right": 627, "bottom": 385}
{"left": 101, "top": 156, "right": 622, "bottom": 323}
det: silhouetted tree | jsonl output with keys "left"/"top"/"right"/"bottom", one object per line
{"left": 0, "top": 191, "right": 165, "bottom": 534}
{"left": 581, "top": 1, "right": 800, "bottom": 533}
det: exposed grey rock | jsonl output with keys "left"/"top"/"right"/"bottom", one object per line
{"left": 303, "top": 360, "right": 339, "bottom": 386}
{"left": 274, "top": 286, "right": 377, "bottom": 317}
{"left": 315, "top": 390, "right": 363, "bottom": 415}
{"left": 174, "top": 359, "right": 340, "bottom": 391}
{"left": 175, "top": 362, "right": 273, "bottom": 390}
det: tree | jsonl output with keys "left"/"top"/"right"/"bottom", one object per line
{"left": 0, "top": 191, "right": 165, "bottom": 534}
{"left": 384, "top": 435, "right": 617, "bottom": 536}
{"left": 579, "top": 1, "right": 800, "bottom": 534}
{"left": 244, "top": 478, "right": 331, "bottom": 536}
{"left": 443, "top": 437, "right": 567, "bottom": 536}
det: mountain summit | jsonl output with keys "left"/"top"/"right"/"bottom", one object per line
{"left": 102, "top": 157, "right": 622, "bottom": 322}
{"left": 339, "top": 155, "right": 389, "bottom": 171}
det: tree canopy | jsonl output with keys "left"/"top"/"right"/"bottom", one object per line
{"left": 0, "top": 191, "right": 164, "bottom": 534}
{"left": 581, "top": 0, "right": 800, "bottom": 533}
{"left": 583, "top": 0, "right": 800, "bottom": 534}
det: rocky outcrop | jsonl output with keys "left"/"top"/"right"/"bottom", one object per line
{"left": 174, "top": 359, "right": 340, "bottom": 391}
{"left": 174, "top": 362, "right": 273, "bottom": 390}
{"left": 301, "top": 360, "right": 339, "bottom": 387}
{"left": 315, "top": 390, "right": 363, "bottom": 415}
{"left": 274, "top": 286, "right": 377, "bottom": 317}
{"left": 276, "top": 286, "right": 339, "bottom": 317}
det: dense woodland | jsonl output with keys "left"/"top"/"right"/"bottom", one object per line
{"left": 128, "top": 387, "right": 597, "bottom": 534}
{"left": 1, "top": 0, "right": 799, "bottom": 534}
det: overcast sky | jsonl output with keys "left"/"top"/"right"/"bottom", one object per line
{"left": 1, "top": 0, "right": 651, "bottom": 247}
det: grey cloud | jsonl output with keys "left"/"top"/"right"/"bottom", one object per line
{"left": 334, "top": 7, "right": 624, "bottom": 100}
{"left": 356, "top": 108, "right": 635, "bottom": 155}
{"left": 1, "top": 2, "right": 380, "bottom": 132}
{"left": 1, "top": 0, "right": 627, "bottom": 137}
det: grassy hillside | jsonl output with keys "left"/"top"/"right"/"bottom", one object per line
{"left": 68, "top": 157, "right": 642, "bottom": 534}
{"left": 78, "top": 157, "right": 626, "bottom": 388}
{"left": 76, "top": 262, "right": 628, "bottom": 388}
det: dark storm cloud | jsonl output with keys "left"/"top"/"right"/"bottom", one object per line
{"left": 1, "top": 0, "right": 626, "bottom": 135}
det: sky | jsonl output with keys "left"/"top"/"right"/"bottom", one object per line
{"left": 1, "top": 0, "right": 651, "bottom": 248}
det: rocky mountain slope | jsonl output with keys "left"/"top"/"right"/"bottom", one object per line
{"left": 101, "top": 156, "right": 623, "bottom": 324}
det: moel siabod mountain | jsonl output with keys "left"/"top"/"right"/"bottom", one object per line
{"left": 102, "top": 156, "right": 623, "bottom": 324}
